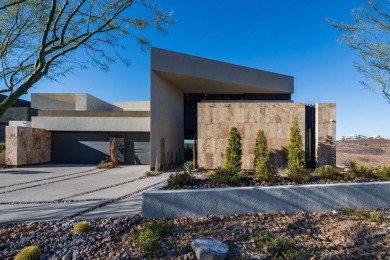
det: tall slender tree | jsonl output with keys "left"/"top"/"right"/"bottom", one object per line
{"left": 253, "top": 129, "right": 272, "bottom": 181}
{"left": 287, "top": 119, "right": 305, "bottom": 171}
{"left": 0, "top": 0, "right": 174, "bottom": 115}
{"left": 224, "top": 126, "right": 242, "bottom": 172}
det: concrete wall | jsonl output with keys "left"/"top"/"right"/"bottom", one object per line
{"left": 113, "top": 101, "right": 150, "bottom": 111}
{"left": 316, "top": 103, "right": 336, "bottom": 167}
{"left": 6, "top": 126, "right": 51, "bottom": 166}
{"left": 150, "top": 72, "right": 184, "bottom": 167}
{"left": 32, "top": 94, "right": 75, "bottom": 111}
{"left": 142, "top": 182, "right": 390, "bottom": 218}
{"left": 76, "top": 94, "right": 118, "bottom": 111}
{"left": 31, "top": 117, "right": 150, "bottom": 132}
{"left": 197, "top": 102, "right": 306, "bottom": 169}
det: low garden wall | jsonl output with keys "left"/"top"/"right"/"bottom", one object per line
{"left": 142, "top": 182, "right": 390, "bottom": 219}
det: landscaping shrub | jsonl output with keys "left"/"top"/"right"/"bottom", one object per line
{"left": 73, "top": 221, "right": 90, "bottom": 234}
{"left": 224, "top": 126, "right": 242, "bottom": 172}
{"left": 183, "top": 161, "right": 195, "bottom": 173}
{"left": 374, "top": 166, "right": 390, "bottom": 181}
{"left": 346, "top": 161, "right": 375, "bottom": 178}
{"left": 253, "top": 130, "right": 275, "bottom": 182}
{"left": 287, "top": 168, "right": 311, "bottom": 184}
{"left": 144, "top": 171, "right": 152, "bottom": 177}
{"left": 340, "top": 209, "right": 383, "bottom": 222}
{"left": 287, "top": 119, "right": 305, "bottom": 171}
{"left": 315, "top": 165, "right": 344, "bottom": 180}
{"left": 15, "top": 245, "right": 41, "bottom": 260}
{"left": 210, "top": 167, "right": 241, "bottom": 186}
{"left": 277, "top": 168, "right": 289, "bottom": 177}
{"left": 255, "top": 231, "right": 303, "bottom": 259}
{"left": 167, "top": 171, "right": 192, "bottom": 187}
{"left": 0, "top": 142, "right": 5, "bottom": 153}
{"left": 136, "top": 220, "right": 169, "bottom": 254}
{"left": 97, "top": 160, "right": 116, "bottom": 169}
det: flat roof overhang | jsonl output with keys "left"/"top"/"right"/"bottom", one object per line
{"left": 151, "top": 47, "right": 294, "bottom": 94}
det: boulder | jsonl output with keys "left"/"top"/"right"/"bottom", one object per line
{"left": 191, "top": 237, "right": 229, "bottom": 260}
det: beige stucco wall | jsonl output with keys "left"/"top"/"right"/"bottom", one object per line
{"left": 6, "top": 126, "right": 51, "bottom": 166}
{"left": 316, "top": 103, "right": 336, "bottom": 166}
{"left": 197, "top": 102, "right": 306, "bottom": 169}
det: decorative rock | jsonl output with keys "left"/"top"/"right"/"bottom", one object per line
{"left": 191, "top": 237, "right": 229, "bottom": 260}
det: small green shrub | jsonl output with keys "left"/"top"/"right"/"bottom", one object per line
{"left": 277, "top": 168, "right": 289, "bottom": 177}
{"left": 145, "top": 171, "right": 152, "bottom": 177}
{"left": 287, "top": 119, "right": 305, "bottom": 172}
{"left": 0, "top": 142, "right": 5, "bottom": 152}
{"left": 210, "top": 167, "right": 241, "bottom": 186}
{"left": 15, "top": 246, "right": 41, "bottom": 260}
{"left": 340, "top": 209, "right": 383, "bottom": 222}
{"left": 167, "top": 171, "right": 192, "bottom": 187}
{"left": 73, "top": 221, "right": 90, "bottom": 234}
{"left": 374, "top": 166, "right": 390, "bottom": 181}
{"left": 136, "top": 220, "right": 169, "bottom": 253}
{"left": 254, "top": 130, "right": 276, "bottom": 182}
{"left": 97, "top": 160, "right": 116, "bottom": 169}
{"left": 346, "top": 161, "right": 375, "bottom": 178}
{"left": 183, "top": 161, "right": 195, "bottom": 173}
{"left": 315, "top": 165, "right": 344, "bottom": 180}
{"left": 287, "top": 168, "right": 311, "bottom": 183}
{"left": 255, "top": 231, "right": 303, "bottom": 259}
{"left": 224, "top": 127, "right": 242, "bottom": 172}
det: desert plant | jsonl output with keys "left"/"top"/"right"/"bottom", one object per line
{"left": 287, "top": 119, "right": 305, "bottom": 171}
{"left": 15, "top": 245, "right": 41, "bottom": 260}
{"left": 374, "top": 166, "right": 390, "bottom": 181}
{"left": 210, "top": 167, "right": 241, "bottom": 186}
{"left": 346, "top": 161, "right": 375, "bottom": 178}
{"left": 97, "top": 160, "right": 116, "bottom": 169}
{"left": 255, "top": 231, "right": 303, "bottom": 259}
{"left": 253, "top": 130, "right": 275, "bottom": 181}
{"left": 136, "top": 220, "right": 169, "bottom": 253}
{"left": 73, "top": 221, "right": 90, "bottom": 234}
{"left": 315, "top": 165, "right": 343, "bottom": 180}
{"left": 224, "top": 126, "right": 242, "bottom": 172}
{"left": 167, "top": 171, "right": 193, "bottom": 187}
{"left": 287, "top": 168, "right": 311, "bottom": 184}
{"left": 0, "top": 142, "right": 5, "bottom": 152}
{"left": 145, "top": 171, "right": 152, "bottom": 177}
{"left": 155, "top": 150, "right": 160, "bottom": 173}
{"left": 183, "top": 161, "right": 195, "bottom": 173}
{"left": 340, "top": 209, "right": 383, "bottom": 222}
{"left": 110, "top": 138, "right": 118, "bottom": 165}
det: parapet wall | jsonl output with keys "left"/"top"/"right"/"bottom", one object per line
{"left": 6, "top": 126, "right": 51, "bottom": 166}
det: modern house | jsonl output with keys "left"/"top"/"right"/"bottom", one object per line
{"left": 6, "top": 48, "right": 336, "bottom": 168}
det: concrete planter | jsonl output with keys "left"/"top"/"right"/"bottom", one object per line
{"left": 142, "top": 182, "right": 390, "bottom": 219}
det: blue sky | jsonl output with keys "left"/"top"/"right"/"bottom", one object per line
{"left": 32, "top": 0, "right": 390, "bottom": 139}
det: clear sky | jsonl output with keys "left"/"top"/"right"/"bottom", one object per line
{"left": 31, "top": 0, "right": 390, "bottom": 139}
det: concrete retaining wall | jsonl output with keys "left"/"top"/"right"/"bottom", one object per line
{"left": 142, "top": 182, "right": 390, "bottom": 219}
{"left": 6, "top": 126, "right": 51, "bottom": 166}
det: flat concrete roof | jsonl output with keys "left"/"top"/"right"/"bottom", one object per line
{"left": 151, "top": 47, "right": 294, "bottom": 94}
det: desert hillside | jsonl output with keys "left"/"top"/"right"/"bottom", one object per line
{"left": 336, "top": 139, "right": 390, "bottom": 167}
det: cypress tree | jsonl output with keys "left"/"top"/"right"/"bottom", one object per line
{"left": 224, "top": 127, "right": 242, "bottom": 171}
{"left": 287, "top": 119, "right": 305, "bottom": 171}
{"left": 253, "top": 129, "right": 272, "bottom": 180}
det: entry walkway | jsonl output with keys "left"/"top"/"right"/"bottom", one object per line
{"left": 0, "top": 164, "right": 171, "bottom": 224}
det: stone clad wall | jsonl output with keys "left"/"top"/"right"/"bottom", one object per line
{"left": 316, "top": 103, "right": 336, "bottom": 166}
{"left": 197, "top": 102, "right": 306, "bottom": 169}
{"left": 6, "top": 126, "right": 51, "bottom": 166}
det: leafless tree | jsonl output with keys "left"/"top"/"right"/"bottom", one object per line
{"left": 0, "top": 0, "right": 174, "bottom": 115}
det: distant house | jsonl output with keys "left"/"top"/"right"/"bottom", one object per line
{"left": 7, "top": 48, "right": 336, "bottom": 168}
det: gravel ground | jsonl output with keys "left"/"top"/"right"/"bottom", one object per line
{"left": 2, "top": 209, "right": 388, "bottom": 259}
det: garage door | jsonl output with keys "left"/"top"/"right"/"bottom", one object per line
{"left": 51, "top": 132, "right": 150, "bottom": 165}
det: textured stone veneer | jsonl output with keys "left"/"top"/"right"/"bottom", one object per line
{"left": 6, "top": 126, "right": 51, "bottom": 165}
{"left": 316, "top": 103, "right": 336, "bottom": 166}
{"left": 197, "top": 102, "right": 306, "bottom": 169}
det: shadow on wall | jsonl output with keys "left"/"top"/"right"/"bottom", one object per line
{"left": 270, "top": 147, "right": 288, "bottom": 169}
{"left": 318, "top": 135, "right": 336, "bottom": 166}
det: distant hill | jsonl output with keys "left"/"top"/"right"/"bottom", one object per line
{"left": 336, "top": 139, "right": 390, "bottom": 167}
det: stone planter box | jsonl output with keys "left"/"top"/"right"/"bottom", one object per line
{"left": 142, "top": 182, "right": 390, "bottom": 219}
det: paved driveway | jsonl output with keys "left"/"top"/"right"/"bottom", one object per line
{"left": 0, "top": 164, "right": 170, "bottom": 224}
